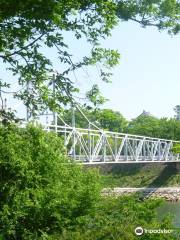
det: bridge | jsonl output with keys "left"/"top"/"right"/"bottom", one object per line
{"left": 42, "top": 124, "right": 180, "bottom": 164}
{"left": 38, "top": 106, "right": 180, "bottom": 164}
{"left": 1, "top": 90, "right": 180, "bottom": 164}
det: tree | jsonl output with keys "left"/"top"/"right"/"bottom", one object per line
{"left": 59, "top": 107, "right": 97, "bottom": 129}
{"left": 158, "top": 118, "right": 177, "bottom": 140}
{"left": 127, "top": 115, "right": 180, "bottom": 140}
{"left": 128, "top": 115, "right": 160, "bottom": 137}
{"left": 57, "top": 195, "right": 178, "bottom": 240}
{"left": 116, "top": 0, "right": 180, "bottom": 34}
{"left": 0, "top": 0, "right": 120, "bottom": 116}
{"left": 95, "top": 109, "right": 128, "bottom": 132}
{"left": 60, "top": 107, "right": 128, "bottom": 132}
{"left": 0, "top": 0, "right": 180, "bottom": 115}
{"left": 0, "top": 124, "right": 100, "bottom": 239}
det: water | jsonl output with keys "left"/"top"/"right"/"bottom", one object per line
{"left": 157, "top": 202, "right": 180, "bottom": 227}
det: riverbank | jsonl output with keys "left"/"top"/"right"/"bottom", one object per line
{"left": 102, "top": 187, "right": 180, "bottom": 202}
{"left": 89, "top": 162, "right": 180, "bottom": 188}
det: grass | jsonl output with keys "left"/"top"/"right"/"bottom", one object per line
{"left": 92, "top": 163, "right": 180, "bottom": 188}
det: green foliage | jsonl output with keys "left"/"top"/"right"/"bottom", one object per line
{"left": 0, "top": 124, "right": 100, "bottom": 239}
{"left": 61, "top": 107, "right": 180, "bottom": 142}
{"left": 1, "top": 0, "right": 180, "bottom": 113}
{"left": 0, "top": 109, "right": 22, "bottom": 125}
{"left": 60, "top": 107, "right": 128, "bottom": 132}
{"left": 127, "top": 115, "right": 180, "bottom": 140}
{"left": 100, "top": 164, "right": 180, "bottom": 188}
{"left": 86, "top": 84, "right": 108, "bottom": 107}
{"left": 56, "top": 195, "right": 178, "bottom": 240}
{"left": 0, "top": 124, "right": 178, "bottom": 239}
{"left": 96, "top": 108, "right": 128, "bottom": 132}
{"left": 158, "top": 118, "right": 180, "bottom": 140}
{"left": 128, "top": 115, "right": 160, "bottom": 137}
{"left": 172, "top": 143, "right": 180, "bottom": 154}
{"left": 0, "top": 0, "right": 119, "bottom": 113}
{"left": 59, "top": 107, "right": 97, "bottom": 128}
{"left": 116, "top": 0, "right": 180, "bottom": 34}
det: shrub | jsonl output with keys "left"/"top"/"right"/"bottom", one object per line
{"left": 0, "top": 124, "right": 100, "bottom": 239}
{"left": 172, "top": 143, "right": 180, "bottom": 154}
{"left": 57, "top": 195, "right": 178, "bottom": 240}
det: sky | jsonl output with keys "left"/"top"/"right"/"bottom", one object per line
{"left": 1, "top": 20, "right": 180, "bottom": 121}
{"left": 100, "top": 21, "right": 180, "bottom": 120}
{"left": 54, "top": 20, "right": 180, "bottom": 120}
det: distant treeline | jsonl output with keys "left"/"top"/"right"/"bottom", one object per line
{"left": 59, "top": 108, "right": 180, "bottom": 140}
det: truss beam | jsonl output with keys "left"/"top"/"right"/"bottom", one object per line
{"left": 42, "top": 124, "right": 180, "bottom": 164}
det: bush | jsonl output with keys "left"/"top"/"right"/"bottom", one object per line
{"left": 57, "top": 195, "right": 178, "bottom": 240}
{"left": 172, "top": 143, "right": 180, "bottom": 154}
{"left": 0, "top": 124, "right": 100, "bottom": 239}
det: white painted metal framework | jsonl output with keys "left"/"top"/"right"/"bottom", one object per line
{"left": 2, "top": 77, "right": 180, "bottom": 164}
{"left": 42, "top": 123, "right": 180, "bottom": 164}
{"left": 16, "top": 101, "right": 180, "bottom": 164}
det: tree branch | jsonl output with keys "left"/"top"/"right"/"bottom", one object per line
{"left": 130, "top": 17, "right": 160, "bottom": 27}
{"left": 0, "top": 33, "right": 45, "bottom": 59}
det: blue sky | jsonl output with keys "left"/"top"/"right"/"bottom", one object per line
{"left": 1, "top": 20, "right": 180, "bottom": 120}
{"left": 100, "top": 21, "right": 180, "bottom": 120}
{"left": 61, "top": 20, "right": 180, "bottom": 120}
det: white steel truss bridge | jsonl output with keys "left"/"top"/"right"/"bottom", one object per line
{"left": 33, "top": 103, "right": 179, "bottom": 164}
{"left": 42, "top": 122, "right": 180, "bottom": 164}
{"left": 2, "top": 81, "right": 180, "bottom": 164}
{"left": 18, "top": 103, "right": 180, "bottom": 164}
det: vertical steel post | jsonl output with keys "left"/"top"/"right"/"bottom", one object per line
{"left": 72, "top": 106, "right": 75, "bottom": 128}
{"left": 158, "top": 141, "right": 161, "bottom": 161}
{"left": 52, "top": 75, "right": 58, "bottom": 133}
{"left": 124, "top": 137, "right": 128, "bottom": 161}
{"left": 88, "top": 123, "right": 91, "bottom": 162}
{"left": 72, "top": 106, "right": 76, "bottom": 159}
{"left": 92, "top": 134, "right": 94, "bottom": 157}
{"left": 114, "top": 134, "right": 117, "bottom": 159}
{"left": 26, "top": 82, "right": 30, "bottom": 122}
{"left": 102, "top": 133, "right": 106, "bottom": 162}
{"left": 45, "top": 109, "right": 49, "bottom": 131}
{"left": 64, "top": 124, "right": 67, "bottom": 145}
{"left": 143, "top": 140, "right": 146, "bottom": 161}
